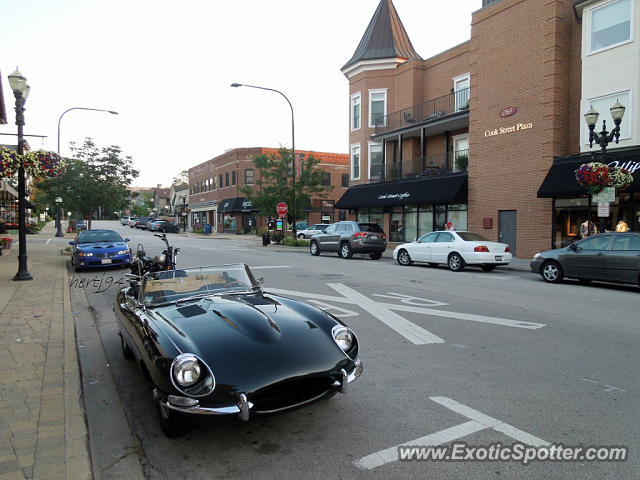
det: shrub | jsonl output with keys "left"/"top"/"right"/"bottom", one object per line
{"left": 283, "top": 237, "right": 309, "bottom": 247}
{"left": 270, "top": 232, "right": 284, "bottom": 244}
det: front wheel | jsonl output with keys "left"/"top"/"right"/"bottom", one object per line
{"left": 298, "top": 234, "right": 305, "bottom": 239}
{"left": 541, "top": 260, "right": 563, "bottom": 283}
{"left": 339, "top": 242, "right": 353, "bottom": 259}
{"left": 157, "top": 396, "right": 190, "bottom": 438}
{"left": 397, "top": 249, "right": 412, "bottom": 266}
{"left": 448, "top": 253, "right": 465, "bottom": 272}
{"left": 310, "top": 241, "right": 320, "bottom": 256}
{"left": 119, "top": 333, "right": 133, "bottom": 360}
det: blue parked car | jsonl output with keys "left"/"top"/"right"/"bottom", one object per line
{"left": 69, "top": 229, "right": 131, "bottom": 272}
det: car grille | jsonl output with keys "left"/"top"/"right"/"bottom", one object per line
{"left": 95, "top": 252, "right": 117, "bottom": 258}
{"left": 251, "top": 376, "right": 332, "bottom": 413}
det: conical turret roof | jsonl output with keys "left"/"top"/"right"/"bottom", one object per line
{"left": 342, "top": 0, "right": 421, "bottom": 72}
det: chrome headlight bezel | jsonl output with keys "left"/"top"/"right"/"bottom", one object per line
{"left": 170, "top": 353, "right": 215, "bottom": 397}
{"left": 117, "top": 249, "right": 129, "bottom": 255}
{"left": 332, "top": 325, "right": 357, "bottom": 358}
{"left": 172, "top": 354, "right": 201, "bottom": 387}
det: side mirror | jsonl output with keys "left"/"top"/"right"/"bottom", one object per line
{"left": 124, "top": 238, "right": 130, "bottom": 242}
{"left": 69, "top": 241, "right": 76, "bottom": 245}
{"left": 569, "top": 243, "right": 577, "bottom": 251}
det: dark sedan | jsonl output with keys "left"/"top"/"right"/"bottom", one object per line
{"left": 530, "top": 232, "right": 640, "bottom": 287}
{"left": 148, "top": 220, "right": 180, "bottom": 233}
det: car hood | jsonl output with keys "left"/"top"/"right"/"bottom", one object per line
{"left": 77, "top": 241, "right": 128, "bottom": 250}
{"left": 148, "top": 293, "right": 347, "bottom": 395}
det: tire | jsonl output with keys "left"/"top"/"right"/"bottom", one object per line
{"left": 339, "top": 242, "right": 353, "bottom": 259}
{"left": 397, "top": 249, "right": 412, "bottom": 266}
{"left": 448, "top": 253, "right": 465, "bottom": 272}
{"left": 157, "top": 397, "right": 190, "bottom": 438}
{"left": 72, "top": 257, "right": 81, "bottom": 273}
{"left": 481, "top": 264, "right": 496, "bottom": 272}
{"left": 369, "top": 252, "right": 383, "bottom": 260}
{"left": 310, "top": 241, "right": 320, "bottom": 256}
{"left": 298, "top": 234, "right": 305, "bottom": 239}
{"left": 119, "top": 333, "right": 133, "bottom": 360}
{"left": 541, "top": 260, "right": 563, "bottom": 283}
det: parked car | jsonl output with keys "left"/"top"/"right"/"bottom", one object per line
{"left": 309, "top": 221, "right": 387, "bottom": 259}
{"left": 120, "top": 216, "right": 131, "bottom": 226}
{"left": 393, "top": 231, "right": 512, "bottom": 271}
{"left": 76, "top": 219, "right": 87, "bottom": 231}
{"left": 148, "top": 220, "right": 179, "bottom": 233}
{"left": 69, "top": 229, "right": 131, "bottom": 272}
{"left": 297, "top": 224, "right": 330, "bottom": 239}
{"left": 115, "top": 263, "right": 363, "bottom": 437}
{"left": 145, "top": 218, "right": 158, "bottom": 230}
{"left": 128, "top": 217, "right": 139, "bottom": 227}
{"left": 530, "top": 232, "right": 640, "bottom": 286}
{"left": 135, "top": 217, "right": 151, "bottom": 229}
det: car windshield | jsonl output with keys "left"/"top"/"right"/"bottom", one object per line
{"left": 456, "top": 232, "right": 489, "bottom": 242}
{"left": 77, "top": 231, "right": 124, "bottom": 243}
{"left": 141, "top": 264, "right": 259, "bottom": 305}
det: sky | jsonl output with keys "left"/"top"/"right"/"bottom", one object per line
{"left": 1, "top": 0, "right": 482, "bottom": 187}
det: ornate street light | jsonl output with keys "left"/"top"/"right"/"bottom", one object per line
{"left": 231, "top": 83, "right": 298, "bottom": 237}
{"left": 8, "top": 68, "right": 33, "bottom": 281}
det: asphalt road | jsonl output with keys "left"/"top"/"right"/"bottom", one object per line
{"left": 67, "top": 221, "right": 639, "bottom": 479}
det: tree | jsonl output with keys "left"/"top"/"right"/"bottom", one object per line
{"left": 34, "top": 138, "right": 139, "bottom": 229}
{"left": 239, "top": 148, "right": 332, "bottom": 223}
{"left": 172, "top": 170, "right": 189, "bottom": 187}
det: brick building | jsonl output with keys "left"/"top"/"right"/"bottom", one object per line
{"left": 337, "top": 0, "right": 639, "bottom": 258}
{"left": 188, "top": 147, "right": 349, "bottom": 234}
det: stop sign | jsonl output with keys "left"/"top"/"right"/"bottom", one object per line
{"left": 276, "top": 202, "right": 288, "bottom": 217}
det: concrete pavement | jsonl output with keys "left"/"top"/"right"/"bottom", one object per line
{"left": 0, "top": 223, "right": 91, "bottom": 479}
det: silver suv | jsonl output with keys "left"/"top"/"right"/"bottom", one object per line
{"left": 309, "top": 221, "right": 387, "bottom": 259}
{"left": 297, "top": 224, "right": 330, "bottom": 239}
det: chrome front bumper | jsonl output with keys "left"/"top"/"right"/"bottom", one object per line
{"left": 158, "top": 358, "right": 363, "bottom": 421}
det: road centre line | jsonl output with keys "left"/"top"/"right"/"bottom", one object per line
{"left": 355, "top": 396, "right": 549, "bottom": 470}
{"left": 327, "top": 283, "right": 445, "bottom": 345}
{"left": 267, "top": 287, "right": 545, "bottom": 330}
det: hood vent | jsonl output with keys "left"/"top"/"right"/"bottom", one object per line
{"left": 177, "top": 305, "right": 207, "bottom": 317}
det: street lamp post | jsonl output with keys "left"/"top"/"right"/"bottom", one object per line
{"left": 56, "top": 107, "right": 118, "bottom": 237}
{"left": 583, "top": 100, "right": 626, "bottom": 235}
{"left": 8, "top": 68, "right": 33, "bottom": 281}
{"left": 231, "top": 83, "right": 297, "bottom": 237}
{"left": 55, "top": 197, "right": 62, "bottom": 234}
{"left": 181, "top": 196, "right": 187, "bottom": 232}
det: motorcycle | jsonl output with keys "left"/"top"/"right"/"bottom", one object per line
{"left": 130, "top": 233, "right": 180, "bottom": 277}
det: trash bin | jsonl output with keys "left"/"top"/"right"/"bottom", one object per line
{"left": 204, "top": 224, "right": 211, "bottom": 235}
{"left": 262, "top": 232, "right": 270, "bottom": 246}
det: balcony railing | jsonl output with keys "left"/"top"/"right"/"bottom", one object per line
{"left": 374, "top": 88, "right": 470, "bottom": 135}
{"left": 369, "top": 149, "right": 469, "bottom": 182}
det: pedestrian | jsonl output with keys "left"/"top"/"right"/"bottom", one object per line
{"left": 580, "top": 219, "right": 598, "bottom": 238}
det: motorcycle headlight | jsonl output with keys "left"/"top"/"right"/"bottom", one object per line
{"left": 332, "top": 325, "right": 354, "bottom": 352}
{"left": 117, "top": 249, "right": 129, "bottom": 255}
{"left": 172, "top": 354, "right": 201, "bottom": 387}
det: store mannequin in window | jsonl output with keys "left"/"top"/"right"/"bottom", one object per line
{"left": 580, "top": 219, "right": 598, "bottom": 238}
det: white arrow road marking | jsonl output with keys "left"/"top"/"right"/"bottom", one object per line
{"left": 354, "top": 396, "right": 549, "bottom": 470}
{"left": 267, "top": 287, "right": 545, "bottom": 330}
{"left": 327, "top": 283, "right": 445, "bottom": 345}
{"left": 307, "top": 299, "right": 359, "bottom": 318}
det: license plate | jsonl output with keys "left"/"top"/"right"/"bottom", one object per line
{"left": 371, "top": 235, "right": 378, "bottom": 240}
{"left": 494, "top": 256, "right": 502, "bottom": 261}
{"left": 101, "top": 258, "right": 112, "bottom": 264}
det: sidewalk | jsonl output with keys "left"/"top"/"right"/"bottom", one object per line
{"left": 0, "top": 222, "right": 91, "bottom": 479}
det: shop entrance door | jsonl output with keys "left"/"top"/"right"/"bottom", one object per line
{"left": 498, "top": 210, "right": 517, "bottom": 257}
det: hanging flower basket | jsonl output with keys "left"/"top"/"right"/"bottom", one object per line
{"left": 0, "top": 146, "right": 21, "bottom": 178}
{"left": 23, "top": 150, "right": 64, "bottom": 177}
{"left": 608, "top": 167, "right": 634, "bottom": 189}
{"left": 575, "top": 162, "right": 610, "bottom": 195}
{"left": 0, "top": 237, "right": 13, "bottom": 250}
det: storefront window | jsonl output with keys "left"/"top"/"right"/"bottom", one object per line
{"left": 356, "top": 209, "right": 369, "bottom": 223}
{"left": 405, "top": 205, "right": 418, "bottom": 242}
{"left": 223, "top": 213, "right": 236, "bottom": 232}
{"left": 390, "top": 207, "right": 403, "bottom": 242}
{"left": 434, "top": 205, "right": 447, "bottom": 231}
{"left": 370, "top": 208, "right": 383, "bottom": 225}
{"left": 418, "top": 206, "right": 433, "bottom": 237}
{"left": 447, "top": 204, "right": 468, "bottom": 231}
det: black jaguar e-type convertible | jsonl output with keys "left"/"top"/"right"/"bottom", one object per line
{"left": 115, "top": 263, "right": 363, "bottom": 437}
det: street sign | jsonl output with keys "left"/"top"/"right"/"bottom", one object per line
{"left": 276, "top": 202, "right": 288, "bottom": 217}
{"left": 598, "top": 202, "right": 610, "bottom": 217}
{"left": 593, "top": 187, "right": 615, "bottom": 203}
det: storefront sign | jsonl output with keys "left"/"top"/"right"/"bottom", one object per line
{"left": 597, "top": 202, "right": 609, "bottom": 217}
{"left": 483, "top": 217, "right": 493, "bottom": 229}
{"left": 378, "top": 192, "right": 410, "bottom": 200}
{"left": 484, "top": 122, "right": 533, "bottom": 137}
{"left": 607, "top": 160, "right": 640, "bottom": 174}
{"left": 592, "top": 187, "right": 615, "bottom": 203}
{"left": 241, "top": 201, "right": 253, "bottom": 212}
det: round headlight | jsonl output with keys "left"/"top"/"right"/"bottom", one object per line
{"left": 172, "top": 354, "right": 201, "bottom": 387}
{"left": 332, "top": 326, "right": 353, "bottom": 352}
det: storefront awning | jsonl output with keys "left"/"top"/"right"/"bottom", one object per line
{"left": 218, "top": 197, "right": 255, "bottom": 213}
{"left": 538, "top": 148, "right": 640, "bottom": 198}
{"left": 335, "top": 173, "right": 467, "bottom": 209}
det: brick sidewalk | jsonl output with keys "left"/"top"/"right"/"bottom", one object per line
{"left": 0, "top": 224, "right": 91, "bottom": 479}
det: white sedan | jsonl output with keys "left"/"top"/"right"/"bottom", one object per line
{"left": 392, "top": 231, "right": 512, "bottom": 271}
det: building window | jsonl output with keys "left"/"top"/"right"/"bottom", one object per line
{"left": 369, "top": 89, "right": 387, "bottom": 128}
{"left": 245, "top": 169, "right": 254, "bottom": 185}
{"left": 219, "top": 174, "right": 223, "bottom": 189}
{"left": 341, "top": 173, "right": 349, "bottom": 188}
{"left": 585, "top": 91, "right": 631, "bottom": 143}
{"left": 225, "top": 172, "right": 229, "bottom": 187}
{"left": 369, "top": 142, "right": 383, "bottom": 179}
{"left": 321, "top": 172, "right": 331, "bottom": 187}
{"left": 232, "top": 170, "right": 236, "bottom": 186}
{"left": 351, "top": 92, "right": 361, "bottom": 131}
{"left": 452, "top": 134, "right": 469, "bottom": 171}
{"left": 589, "top": 0, "right": 631, "bottom": 53}
{"left": 350, "top": 144, "right": 360, "bottom": 180}
{"left": 453, "top": 73, "right": 470, "bottom": 111}
{"left": 210, "top": 178, "right": 215, "bottom": 190}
